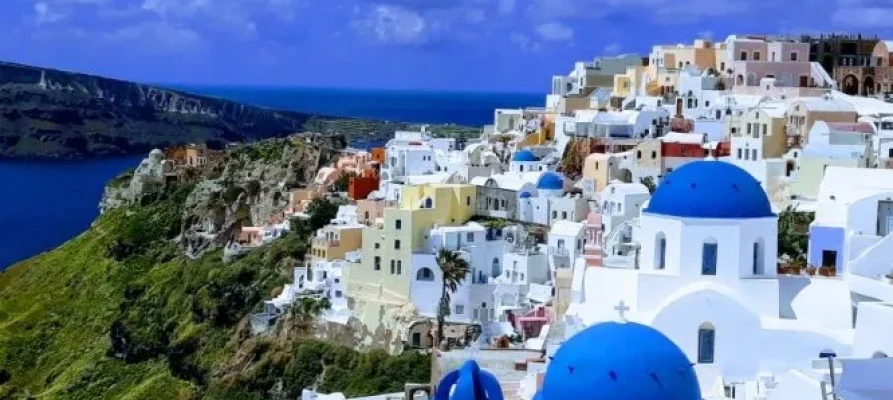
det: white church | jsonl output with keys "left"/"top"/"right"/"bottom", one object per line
{"left": 564, "top": 160, "right": 893, "bottom": 399}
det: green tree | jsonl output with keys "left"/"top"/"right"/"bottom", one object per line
{"left": 305, "top": 197, "right": 340, "bottom": 232}
{"left": 331, "top": 171, "right": 357, "bottom": 193}
{"left": 778, "top": 206, "right": 814, "bottom": 262}
{"left": 640, "top": 176, "right": 656, "bottom": 194}
{"left": 434, "top": 249, "right": 470, "bottom": 346}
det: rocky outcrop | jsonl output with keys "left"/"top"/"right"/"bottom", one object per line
{"left": 0, "top": 61, "right": 460, "bottom": 159}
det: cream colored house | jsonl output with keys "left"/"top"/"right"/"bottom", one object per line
{"left": 787, "top": 98, "right": 858, "bottom": 146}
{"left": 345, "top": 184, "right": 477, "bottom": 331}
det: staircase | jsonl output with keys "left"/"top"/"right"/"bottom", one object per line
{"left": 810, "top": 62, "right": 837, "bottom": 90}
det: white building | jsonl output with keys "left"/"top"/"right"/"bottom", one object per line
{"left": 565, "top": 161, "right": 869, "bottom": 399}
{"left": 547, "top": 220, "right": 585, "bottom": 278}
{"left": 598, "top": 182, "right": 650, "bottom": 245}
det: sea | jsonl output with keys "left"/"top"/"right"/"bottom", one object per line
{"left": 0, "top": 87, "right": 542, "bottom": 270}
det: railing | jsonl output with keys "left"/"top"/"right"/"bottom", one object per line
{"left": 550, "top": 247, "right": 570, "bottom": 257}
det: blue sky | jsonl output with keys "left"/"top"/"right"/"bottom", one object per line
{"left": 2, "top": 0, "right": 893, "bottom": 92}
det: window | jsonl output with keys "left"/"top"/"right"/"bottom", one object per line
{"left": 335, "top": 290, "right": 342, "bottom": 298}
{"left": 375, "top": 243, "right": 380, "bottom": 249}
{"left": 364, "top": 211, "right": 370, "bottom": 220}
{"left": 746, "top": 123, "right": 752, "bottom": 134}
{"left": 467, "top": 233, "right": 475, "bottom": 242}
{"left": 557, "top": 239, "right": 565, "bottom": 249}
{"left": 753, "top": 239, "right": 764, "bottom": 275}
{"left": 562, "top": 211, "right": 568, "bottom": 219}
{"left": 651, "top": 150, "right": 657, "bottom": 159}
{"left": 656, "top": 233, "right": 667, "bottom": 270}
{"left": 702, "top": 240, "right": 718, "bottom": 275}
{"left": 552, "top": 211, "right": 558, "bottom": 219}
{"left": 492, "top": 258, "right": 502, "bottom": 278}
{"left": 740, "top": 51, "right": 747, "bottom": 60}
{"left": 395, "top": 240, "right": 401, "bottom": 250}
{"left": 754, "top": 51, "right": 761, "bottom": 61}
{"left": 791, "top": 52, "right": 798, "bottom": 61}
{"left": 390, "top": 260, "right": 395, "bottom": 274}
{"left": 698, "top": 323, "right": 716, "bottom": 364}
{"left": 466, "top": 196, "right": 471, "bottom": 206}
{"left": 637, "top": 150, "right": 642, "bottom": 159}
{"left": 455, "top": 305, "right": 464, "bottom": 315}
{"left": 395, "top": 219, "right": 402, "bottom": 230}
{"left": 737, "top": 149, "right": 742, "bottom": 159}
{"left": 762, "top": 124, "right": 768, "bottom": 136}
{"left": 374, "top": 256, "right": 381, "bottom": 270}
{"left": 577, "top": 239, "right": 582, "bottom": 250}
{"left": 822, "top": 250, "right": 838, "bottom": 268}
{"left": 397, "top": 260, "right": 402, "bottom": 275}
{"left": 423, "top": 198, "right": 433, "bottom": 208}
{"left": 751, "top": 149, "right": 758, "bottom": 160}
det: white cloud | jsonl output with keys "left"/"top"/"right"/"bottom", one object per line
{"left": 34, "top": 2, "right": 65, "bottom": 25}
{"left": 353, "top": 5, "right": 429, "bottom": 45}
{"left": 103, "top": 21, "right": 203, "bottom": 54}
{"left": 603, "top": 42, "right": 621, "bottom": 54}
{"left": 833, "top": 7, "right": 893, "bottom": 28}
{"left": 510, "top": 32, "right": 540, "bottom": 52}
{"left": 498, "top": 0, "right": 516, "bottom": 14}
{"left": 535, "top": 22, "right": 573, "bottom": 42}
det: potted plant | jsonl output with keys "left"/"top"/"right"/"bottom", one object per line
{"left": 805, "top": 266, "right": 817, "bottom": 276}
{"left": 818, "top": 266, "right": 836, "bottom": 277}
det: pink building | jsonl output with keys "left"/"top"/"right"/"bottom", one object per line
{"left": 583, "top": 211, "right": 604, "bottom": 268}
{"left": 727, "top": 37, "right": 815, "bottom": 87}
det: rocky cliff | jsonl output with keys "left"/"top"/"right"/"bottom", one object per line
{"left": 0, "top": 135, "right": 429, "bottom": 399}
{"left": 0, "top": 61, "right": 481, "bottom": 159}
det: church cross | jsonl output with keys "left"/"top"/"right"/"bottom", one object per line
{"left": 614, "top": 300, "right": 630, "bottom": 322}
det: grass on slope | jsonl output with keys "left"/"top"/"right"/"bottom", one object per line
{"left": 0, "top": 184, "right": 428, "bottom": 399}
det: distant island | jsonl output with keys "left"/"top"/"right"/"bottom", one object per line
{"left": 0, "top": 61, "right": 480, "bottom": 159}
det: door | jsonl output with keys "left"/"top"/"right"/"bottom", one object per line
{"left": 799, "top": 76, "right": 809, "bottom": 87}
{"left": 878, "top": 201, "right": 893, "bottom": 236}
{"left": 822, "top": 250, "right": 837, "bottom": 269}
{"left": 412, "top": 332, "right": 421, "bottom": 347}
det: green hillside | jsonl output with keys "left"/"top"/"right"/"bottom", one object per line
{"left": 0, "top": 163, "right": 427, "bottom": 399}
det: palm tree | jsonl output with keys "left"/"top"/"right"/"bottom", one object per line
{"left": 431, "top": 248, "right": 470, "bottom": 389}
{"left": 435, "top": 248, "right": 471, "bottom": 347}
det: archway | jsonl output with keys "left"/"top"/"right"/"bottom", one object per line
{"left": 618, "top": 168, "right": 633, "bottom": 183}
{"left": 697, "top": 322, "right": 716, "bottom": 364}
{"left": 736, "top": 74, "right": 744, "bottom": 86}
{"left": 842, "top": 74, "right": 860, "bottom": 95}
{"left": 864, "top": 76, "right": 876, "bottom": 95}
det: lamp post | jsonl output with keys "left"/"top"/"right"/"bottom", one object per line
{"left": 820, "top": 351, "right": 838, "bottom": 400}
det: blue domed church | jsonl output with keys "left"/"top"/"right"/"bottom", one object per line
{"left": 562, "top": 161, "right": 851, "bottom": 397}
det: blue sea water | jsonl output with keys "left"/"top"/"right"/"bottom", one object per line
{"left": 0, "top": 88, "right": 539, "bottom": 270}
{"left": 0, "top": 156, "right": 143, "bottom": 269}
{"left": 172, "top": 86, "right": 544, "bottom": 126}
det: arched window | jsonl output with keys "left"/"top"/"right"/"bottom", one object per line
{"left": 698, "top": 322, "right": 716, "bottom": 364}
{"left": 423, "top": 197, "right": 433, "bottom": 209}
{"left": 655, "top": 232, "right": 667, "bottom": 270}
{"left": 752, "top": 238, "right": 764, "bottom": 275}
{"left": 492, "top": 258, "right": 502, "bottom": 278}
{"left": 416, "top": 267, "right": 434, "bottom": 282}
{"left": 702, "top": 239, "right": 718, "bottom": 275}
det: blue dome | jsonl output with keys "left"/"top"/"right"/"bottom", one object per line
{"left": 519, "top": 191, "right": 532, "bottom": 198}
{"left": 536, "top": 322, "right": 700, "bottom": 400}
{"left": 537, "top": 172, "right": 564, "bottom": 190}
{"left": 645, "top": 161, "right": 774, "bottom": 219}
{"left": 512, "top": 149, "right": 538, "bottom": 162}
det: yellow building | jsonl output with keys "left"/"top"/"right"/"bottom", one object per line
{"left": 309, "top": 224, "right": 363, "bottom": 265}
{"left": 728, "top": 106, "right": 788, "bottom": 159}
{"left": 346, "top": 184, "right": 477, "bottom": 328}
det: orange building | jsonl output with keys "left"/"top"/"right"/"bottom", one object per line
{"left": 370, "top": 147, "right": 386, "bottom": 165}
{"left": 348, "top": 169, "right": 380, "bottom": 200}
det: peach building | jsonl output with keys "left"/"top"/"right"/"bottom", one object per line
{"left": 237, "top": 227, "right": 264, "bottom": 247}
{"left": 356, "top": 198, "right": 386, "bottom": 226}
{"left": 309, "top": 224, "right": 363, "bottom": 265}
{"left": 286, "top": 187, "right": 322, "bottom": 215}
{"left": 786, "top": 98, "right": 858, "bottom": 145}
{"left": 726, "top": 37, "right": 815, "bottom": 87}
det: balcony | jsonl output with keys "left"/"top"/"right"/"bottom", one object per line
{"left": 313, "top": 238, "right": 340, "bottom": 247}
{"left": 550, "top": 247, "right": 570, "bottom": 257}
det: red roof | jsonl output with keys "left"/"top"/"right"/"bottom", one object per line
{"left": 827, "top": 122, "right": 875, "bottom": 134}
